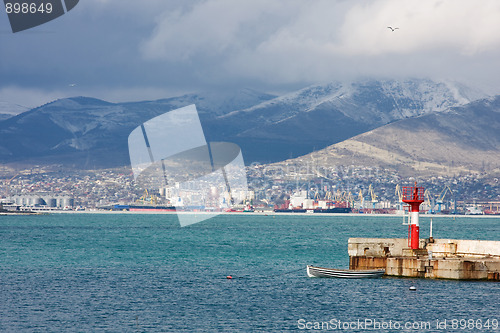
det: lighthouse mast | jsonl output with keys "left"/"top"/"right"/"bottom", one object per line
{"left": 402, "top": 182, "right": 425, "bottom": 250}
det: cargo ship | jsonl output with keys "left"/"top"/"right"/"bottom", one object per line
{"left": 274, "top": 190, "right": 353, "bottom": 214}
{"left": 274, "top": 208, "right": 307, "bottom": 213}
{"left": 312, "top": 207, "right": 352, "bottom": 213}
{"left": 273, "top": 207, "right": 351, "bottom": 213}
{"left": 224, "top": 204, "right": 255, "bottom": 212}
{"left": 113, "top": 204, "right": 176, "bottom": 212}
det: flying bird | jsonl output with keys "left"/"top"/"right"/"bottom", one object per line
{"left": 387, "top": 26, "right": 399, "bottom": 32}
{"left": 68, "top": 83, "right": 77, "bottom": 87}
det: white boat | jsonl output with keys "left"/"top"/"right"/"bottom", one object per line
{"left": 465, "top": 206, "right": 483, "bottom": 215}
{"left": 307, "top": 265, "right": 385, "bottom": 278}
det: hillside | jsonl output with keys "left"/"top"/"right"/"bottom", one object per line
{"left": 211, "top": 79, "right": 486, "bottom": 162}
{"left": 0, "top": 79, "right": 489, "bottom": 169}
{"left": 277, "top": 96, "right": 500, "bottom": 177}
{"left": 0, "top": 90, "right": 275, "bottom": 168}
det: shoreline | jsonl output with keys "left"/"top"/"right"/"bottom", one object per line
{"left": 23, "top": 210, "right": 500, "bottom": 218}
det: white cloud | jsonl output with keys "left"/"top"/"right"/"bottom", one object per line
{"left": 143, "top": 0, "right": 500, "bottom": 58}
{"left": 140, "top": 0, "right": 500, "bottom": 87}
{"left": 336, "top": 0, "right": 500, "bottom": 56}
{"left": 0, "top": 87, "right": 64, "bottom": 109}
{"left": 0, "top": 86, "right": 191, "bottom": 108}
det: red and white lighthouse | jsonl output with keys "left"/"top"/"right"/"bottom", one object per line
{"left": 402, "top": 182, "right": 424, "bottom": 250}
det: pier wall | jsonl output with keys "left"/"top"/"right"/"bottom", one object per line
{"left": 348, "top": 238, "right": 500, "bottom": 281}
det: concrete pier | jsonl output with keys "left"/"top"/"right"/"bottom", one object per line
{"left": 348, "top": 238, "right": 500, "bottom": 281}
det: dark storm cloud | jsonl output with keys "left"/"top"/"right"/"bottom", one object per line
{"left": 1, "top": 0, "right": 500, "bottom": 107}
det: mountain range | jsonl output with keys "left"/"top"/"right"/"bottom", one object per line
{"left": 277, "top": 96, "right": 500, "bottom": 177}
{"left": 0, "top": 89, "right": 275, "bottom": 168}
{"left": 209, "top": 79, "right": 486, "bottom": 162}
{"left": 0, "top": 78, "right": 495, "bottom": 175}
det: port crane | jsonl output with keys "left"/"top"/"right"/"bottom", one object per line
{"left": 324, "top": 191, "right": 332, "bottom": 201}
{"left": 395, "top": 184, "right": 403, "bottom": 211}
{"left": 424, "top": 189, "right": 434, "bottom": 213}
{"left": 358, "top": 190, "right": 364, "bottom": 210}
{"left": 3, "top": 173, "right": 19, "bottom": 197}
{"left": 314, "top": 190, "right": 321, "bottom": 200}
{"left": 436, "top": 185, "right": 453, "bottom": 213}
{"left": 344, "top": 191, "right": 355, "bottom": 208}
{"left": 334, "top": 189, "right": 343, "bottom": 202}
{"left": 368, "top": 184, "right": 378, "bottom": 209}
{"left": 137, "top": 189, "right": 159, "bottom": 205}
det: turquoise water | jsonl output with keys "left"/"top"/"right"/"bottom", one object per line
{"left": 1, "top": 214, "right": 499, "bottom": 332}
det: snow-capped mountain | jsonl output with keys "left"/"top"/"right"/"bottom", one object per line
{"left": 276, "top": 95, "right": 500, "bottom": 177}
{"left": 221, "top": 79, "right": 485, "bottom": 123}
{"left": 0, "top": 90, "right": 276, "bottom": 168}
{"left": 208, "top": 79, "right": 488, "bottom": 162}
{"left": 0, "top": 79, "right": 489, "bottom": 168}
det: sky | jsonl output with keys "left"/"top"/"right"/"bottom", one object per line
{"left": 1, "top": 0, "right": 500, "bottom": 108}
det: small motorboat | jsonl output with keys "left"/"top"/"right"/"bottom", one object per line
{"left": 307, "top": 265, "right": 385, "bottom": 278}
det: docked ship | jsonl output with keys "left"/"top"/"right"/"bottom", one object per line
{"left": 113, "top": 189, "right": 178, "bottom": 212}
{"left": 274, "top": 190, "right": 352, "bottom": 213}
{"left": 312, "top": 207, "right": 352, "bottom": 213}
{"left": 274, "top": 208, "right": 307, "bottom": 213}
{"left": 113, "top": 204, "right": 176, "bottom": 212}
{"left": 465, "top": 206, "right": 483, "bottom": 215}
{"left": 273, "top": 207, "right": 351, "bottom": 213}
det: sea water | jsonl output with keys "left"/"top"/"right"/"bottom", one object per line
{"left": 1, "top": 214, "right": 499, "bottom": 332}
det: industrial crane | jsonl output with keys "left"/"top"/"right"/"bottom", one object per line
{"left": 395, "top": 184, "right": 403, "bottom": 211}
{"left": 314, "top": 190, "right": 321, "bottom": 200}
{"left": 436, "top": 185, "right": 453, "bottom": 213}
{"left": 358, "top": 190, "right": 364, "bottom": 210}
{"left": 424, "top": 189, "right": 435, "bottom": 214}
{"left": 368, "top": 184, "right": 378, "bottom": 209}
{"left": 3, "top": 173, "right": 19, "bottom": 198}
{"left": 324, "top": 191, "right": 332, "bottom": 200}
{"left": 137, "top": 189, "right": 158, "bottom": 205}
{"left": 344, "top": 191, "right": 354, "bottom": 208}
{"left": 334, "top": 189, "right": 343, "bottom": 202}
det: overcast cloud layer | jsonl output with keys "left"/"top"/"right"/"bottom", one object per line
{"left": 1, "top": 0, "right": 500, "bottom": 107}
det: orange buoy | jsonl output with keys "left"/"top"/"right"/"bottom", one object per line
{"left": 226, "top": 275, "right": 232, "bottom": 279}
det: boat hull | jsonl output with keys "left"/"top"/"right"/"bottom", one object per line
{"left": 113, "top": 204, "right": 176, "bottom": 212}
{"left": 274, "top": 209, "right": 307, "bottom": 213}
{"left": 313, "top": 208, "right": 352, "bottom": 213}
{"left": 307, "top": 265, "right": 385, "bottom": 278}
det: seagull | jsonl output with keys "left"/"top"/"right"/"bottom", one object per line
{"left": 69, "top": 83, "right": 77, "bottom": 87}
{"left": 387, "top": 26, "right": 399, "bottom": 32}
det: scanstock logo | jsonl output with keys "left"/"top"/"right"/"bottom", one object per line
{"left": 4, "top": 0, "right": 79, "bottom": 33}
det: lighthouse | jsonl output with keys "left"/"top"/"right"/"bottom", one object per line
{"left": 402, "top": 182, "right": 424, "bottom": 249}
